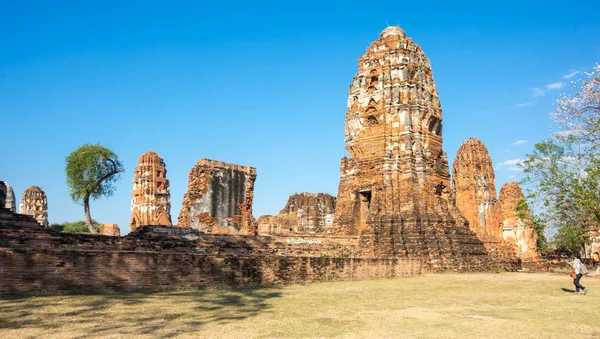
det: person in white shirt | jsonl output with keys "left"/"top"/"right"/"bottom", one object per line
{"left": 569, "top": 253, "right": 588, "bottom": 295}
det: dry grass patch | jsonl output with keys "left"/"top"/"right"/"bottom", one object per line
{"left": 1, "top": 272, "right": 599, "bottom": 338}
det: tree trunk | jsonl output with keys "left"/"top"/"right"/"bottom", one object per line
{"left": 84, "top": 195, "right": 97, "bottom": 234}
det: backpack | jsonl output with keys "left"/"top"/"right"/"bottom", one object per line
{"left": 581, "top": 262, "right": 589, "bottom": 275}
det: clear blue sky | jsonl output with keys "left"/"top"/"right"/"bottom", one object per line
{"left": 1, "top": 1, "right": 599, "bottom": 235}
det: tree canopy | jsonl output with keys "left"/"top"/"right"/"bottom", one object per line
{"left": 65, "top": 143, "right": 124, "bottom": 234}
{"left": 521, "top": 64, "right": 600, "bottom": 254}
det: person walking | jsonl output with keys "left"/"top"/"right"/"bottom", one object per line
{"left": 568, "top": 253, "right": 589, "bottom": 295}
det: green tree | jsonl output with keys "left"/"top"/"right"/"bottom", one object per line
{"left": 521, "top": 64, "right": 600, "bottom": 254}
{"left": 65, "top": 144, "right": 124, "bottom": 234}
{"left": 50, "top": 220, "right": 100, "bottom": 234}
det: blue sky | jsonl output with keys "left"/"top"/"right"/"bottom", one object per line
{"left": 1, "top": 1, "right": 599, "bottom": 234}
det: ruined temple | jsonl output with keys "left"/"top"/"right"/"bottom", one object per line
{"left": 99, "top": 224, "right": 121, "bottom": 236}
{"left": 178, "top": 159, "right": 257, "bottom": 234}
{"left": 19, "top": 186, "right": 48, "bottom": 227}
{"left": 452, "top": 138, "right": 500, "bottom": 240}
{"left": 334, "top": 27, "right": 497, "bottom": 270}
{"left": 452, "top": 138, "right": 521, "bottom": 260}
{"left": 130, "top": 151, "right": 173, "bottom": 232}
{"left": 0, "top": 181, "right": 16, "bottom": 213}
{"left": 498, "top": 182, "right": 538, "bottom": 261}
{"left": 257, "top": 193, "right": 336, "bottom": 234}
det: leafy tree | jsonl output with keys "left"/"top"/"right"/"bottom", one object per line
{"left": 65, "top": 144, "right": 124, "bottom": 234}
{"left": 50, "top": 220, "right": 100, "bottom": 234}
{"left": 521, "top": 64, "right": 600, "bottom": 254}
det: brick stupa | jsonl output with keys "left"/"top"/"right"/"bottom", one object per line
{"left": 19, "top": 186, "right": 48, "bottom": 227}
{"left": 130, "top": 151, "right": 173, "bottom": 232}
{"left": 334, "top": 27, "right": 500, "bottom": 270}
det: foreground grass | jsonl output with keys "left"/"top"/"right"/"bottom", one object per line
{"left": 1, "top": 272, "right": 598, "bottom": 338}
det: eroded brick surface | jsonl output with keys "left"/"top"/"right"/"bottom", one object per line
{"left": 257, "top": 193, "right": 336, "bottom": 235}
{"left": 178, "top": 159, "right": 257, "bottom": 234}
{"left": 19, "top": 186, "right": 48, "bottom": 227}
{"left": 130, "top": 151, "right": 173, "bottom": 232}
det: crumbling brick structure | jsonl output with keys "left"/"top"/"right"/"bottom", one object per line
{"left": 0, "top": 181, "right": 16, "bottom": 212}
{"left": 333, "top": 27, "right": 501, "bottom": 271}
{"left": 99, "top": 223, "right": 121, "bottom": 236}
{"left": 19, "top": 186, "right": 48, "bottom": 227}
{"left": 452, "top": 138, "right": 526, "bottom": 261}
{"left": 178, "top": 159, "right": 257, "bottom": 234}
{"left": 130, "top": 151, "right": 173, "bottom": 232}
{"left": 257, "top": 193, "right": 336, "bottom": 235}
{"left": 498, "top": 182, "right": 538, "bottom": 261}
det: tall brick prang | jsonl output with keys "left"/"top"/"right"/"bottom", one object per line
{"left": 130, "top": 151, "right": 173, "bottom": 232}
{"left": 333, "top": 27, "right": 499, "bottom": 270}
{"left": 19, "top": 186, "right": 48, "bottom": 227}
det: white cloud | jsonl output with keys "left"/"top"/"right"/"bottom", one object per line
{"left": 511, "top": 140, "right": 528, "bottom": 146}
{"left": 562, "top": 71, "right": 580, "bottom": 79}
{"left": 509, "top": 103, "right": 533, "bottom": 108}
{"left": 508, "top": 175, "right": 517, "bottom": 179}
{"left": 546, "top": 82, "right": 566, "bottom": 90}
{"left": 530, "top": 88, "right": 546, "bottom": 97}
{"left": 498, "top": 158, "right": 524, "bottom": 173}
{"left": 530, "top": 82, "right": 566, "bottom": 97}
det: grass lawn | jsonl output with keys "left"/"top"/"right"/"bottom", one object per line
{"left": 1, "top": 271, "right": 598, "bottom": 338}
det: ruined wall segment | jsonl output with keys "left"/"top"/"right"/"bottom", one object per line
{"left": 499, "top": 182, "right": 538, "bottom": 261}
{"left": 178, "top": 159, "right": 257, "bottom": 234}
{"left": 19, "top": 186, "right": 48, "bottom": 227}
{"left": 0, "top": 181, "right": 16, "bottom": 212}
{"left": 333, "top": 27, "right": 502, "bottom": 270}
{"left": 130, "top": 151, "right": 173, "bottom": 232}
{"left": 257, "top": 193, "right": 336, "bottom": 234}
{"left": 99, "top": 224, "right": 121, "bottom": 236}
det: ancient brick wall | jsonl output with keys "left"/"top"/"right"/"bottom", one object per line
{"left": 0, "top": 210, "right": 419, "bottom": 295}
{"left": 178, "top": 159, "right": 257, "bottom": 234}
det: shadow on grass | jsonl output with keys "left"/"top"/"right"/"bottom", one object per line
{"left": 0, "top": 286, "right": 283, "bottom": 338}
{"left": 561, "top": 288, "right": 576, "bottom": 293}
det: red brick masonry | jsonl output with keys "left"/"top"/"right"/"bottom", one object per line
{"left": 0, "top": 208, "right": 421, "bottom": 295}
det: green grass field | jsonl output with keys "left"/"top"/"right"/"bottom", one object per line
{"left": 1, "top": 271, "right": 598, "bottom": 338}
